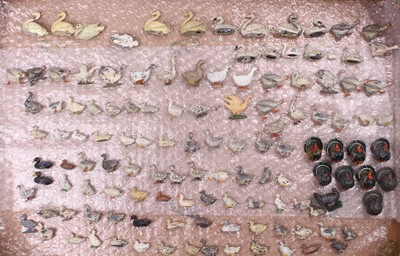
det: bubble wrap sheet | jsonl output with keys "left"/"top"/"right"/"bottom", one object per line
{"left": 0, "top": 0, "right": 399, "bottom": 255}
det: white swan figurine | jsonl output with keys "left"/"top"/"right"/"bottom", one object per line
{"left": 22, "top": 11, "right": 48, "bottom": 37}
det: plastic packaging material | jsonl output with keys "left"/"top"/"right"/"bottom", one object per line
{"left": 0, "top": 0, "right": 399, "bottom": 255}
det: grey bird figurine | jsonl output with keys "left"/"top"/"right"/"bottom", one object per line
{"left": 20, "top": 214, "right": 38, "bottom": 233}
{"left": 101, "top": 154, "right": 119, "bottom": 172}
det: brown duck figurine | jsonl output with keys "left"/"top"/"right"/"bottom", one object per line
{"left": 60, "top": 160, "right": 76, "bottom": 170}
{"left": 181, "top": 60, "right": 205, "bottom": 87}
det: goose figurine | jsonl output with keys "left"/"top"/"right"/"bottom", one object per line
{"left": 88, "top": 230, "right": 101, "bottom": 248}
{"left": 204, "top": 130, "right": 223, "bottom": 148}
{"left": 22, "top": 11, "right": 48, "bottom": 36}
{"left": 86, "top": 100, "right": 102, "bottom": 115}
{"left": 25, "top": 92, "right": 42, "bottom": 114}
{"left": 99, "top": 65, "right": 126, "bottom": 87}
{"left": 181, "top": 60, "right": 205, "bottom": 87}
{"left": 71, "top": 130, "right": 88, "bottom": 142}
{"left": 332, "top": 112, "right": 350, "bottom": 132}
{"left": 290, "top": 71, "right": 314, "bottom": 90}
{"left": 228, "top": 133, "right": 246, "bottom": 152}
{"left": 20, "top": 214, "right": 38, "bottom": 233}
{"left": 77, "top": 64, "right": 100, "bottom": 84}
{"left": 78, "top": 152, "right": 96, "bottom": 172}
{"left": 206, "top": 64, "right": 231, "bottom": 87}
{"left": 120, "top": 132, "right": 135, "bottom": 146}
{"left": 16, "top": 185, "right": 35, "bottom": 201}
{"left": 37, "top": 223, "right": 54, "bottom": 240}
{"left": 180, "top": 11, "right": 207, "bottom": 35}
{"left": 240, "top": 13, "right": 268, "bottom": 38}
{"left": 48, "top": 67, "right": 71, "bottom": 82}
{"left": 82, "top": 179, "right": 96, "bottom": 196}
{"left": 340, "top": 77, "right": 363, "bottom": 97}
{"left": 83, "top": 204, "right": 101, "bottom": 224}
{"left": 92, "top": 132, "right": 112, "bottom": 142}
{"left": 59, "top": 174, "right": 72, "bottom": 192}
{"left": 124, "top": 99, "right": 140, "bottom": 114}
{"left": 311, "top": 105, "right": 330, "bottom": 125}
{"left": 235, "top": 45, "right": 258, "bottom": 63}
{"left": 101, "top": 154, "right": 119, "bottom": 172}
{"left": 134, "top": 240, "right": 150, "bottom": 253}
{"left": 51, "top": 11, "right": 75, "bottom": 36}
{"left": 233, "top": 67, "right": 257, "bottom": 90}
{"left": 224, "top": 95, "right": 252, "bottom": 119}
{"left": 330, "top": 20, "right": 359, "bottom": 41}
{"left": 264, "top": 114, "right": 285, "bottom": 137}
{"left": 362, "top": 23, "right": 391, "bottom": 41}
{"left": 26, "top": 66, "right": 46, "bottom": 86}
{"left": 255, "top": 99, "right": 284, "bottom": 120}
{"left": 255, "top": 133, "right": 273, "bottom": 153}
{"left": 74, "top": 23, "right": 105, "bottom": 40}
{"left": 212, "top": 16, "right": 236, "bottom": 35}
{"left": 105, "top": 102, "right": 122, "bottom": 116}
{"left": 66, "top": 96, "right": 85, "bottom": 115}
{"left": 144, "top": 10, "right": 172, "bottom": 36}
{"left": 130, "top": 64, "right": 156, "bottom": 85}
{"left": 6, "top": 68, "right": 26, "bottom": 85}
{"left": 273, "top": 13, "right": 302, "bottom": 38}
{"left": 167, "top": 98, "right": 184, "bottom": 117}
{"left": 33, "top": 157, "right": 53, "bottom": 169}
{"left": 158, "top": 56, "right": 176, "bottom": 85}
{"left": 260, "top": 73, "right": 288, "bottom": 92}
{"left": 363, "top": 79, "right": 392, "bottom": 96}
{"left": 107, "top": 211, "right": 125, "bottom": 225}
{"left": 370, "top": 42, "right": 399, "bottom": 57}
{"left": 33, "top": 172, "right": 53, "bottom": 185}
{"left": 304, "top": 19, "right": 328, "bottom": 37}
{"left": 124, "top": 157, "right": 141, "bottom": 177}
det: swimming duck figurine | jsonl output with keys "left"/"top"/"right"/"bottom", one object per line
{"left": 212, "top": 16, "right": 236, "bottom": 35}
{"left": 342, "top": 225, "right": 358, "bottom": 241}
{"left": 209, "top": 171, "right": 230, "bottom": 182}
{"left": 206, "top": 64, "right": 231, "bottom": 87}
{"left": 250, "top": 240, "right": 269, "bottom": 255}
{"left": 317, "top": 222, "right": 336, "bottom": 240}
{"left": 362, "top": 22, "right": 391, "bottom": 41}
{"left": 224, "top": 95, "right": 252, "bottom": 119}
{"left": 78, "top": 152, "right": 96, "bottom": 172}
{"left": 182, "top": 60, "right": 205, "bottom": 87}
{"left": 20, "top": 214, "right": 38, "bottom": 233}
{"left": 290, "top": 72, "right": 313, "bottom": 90}
{"left": 66, "top": 96, "right": 85, "bottom": 115}
{"left": 48, "top": 67, "right": 70, "bottom": 82}
{"left": 224, "top": 245, "right": 241, "bottom": 256}
{"left": 294, "top": 225, "right": 314, "bottom": 240}
{"left": 330, "top": 20, "right": 358, "bottom": 41}
{"left": 335, "top": 165, "right": 355, "bottom": 190}
{"left": 228, "top": 133, "right": 246, "bottom": 153}
{"left": 288, "top": 97, "right": 307, "bottom": 124}
{"left": 304, "top": 137, "right": 323, "bottom": 161}
{"left": 138, "top": 102, "right": 160, "bottom": 114}
{"left": 325, "top": 138, "right": 344, "bottom": 162}
{"left": 300, "top": 244, "right": 321, "bottom": 254}
{"left": 26, "top": 66, "right": 46, "bottom": 86}
{"left": 260, "top": 73, "right": 288, "bottom": 92}
{"left": 185, "top": 132, "right": 200, "bottom": 153}
{"left": 169, "top": 165, "right": 186, "bottom": 184}
{"left": 376, "top": 113, "right": 394, "bottom": 126}
{"left": 68, "top": 233, "right": 86, "bottom": 244}
{"left": 240, "top": 13, "right": 268, "bottom": 37}
{"left": 111, "top": 33, "right": 139, "bottom": 49}
{"left": 189, "top": 103, "right": 218, "bottom": 118}
{"left": 16, "top": 185, "right": 35, "bottom": 201}
{"left": 370, "top": 42, "right": 399, "bottom": 57}
{"left": 151, "top": 165, "right": 169, "bottom": 183}
{"left": 264, "top": 115, "right": 285, "bottom": 137}
{"left": 377, "top": 167, "right": 397, "bottom": 192}
{"left": 259, "top": 167, "right": 272, "bottom": 184}
{"left": 107, "top": 211, "right": 125, "bottom": 225}
{"left": 88, "top": 230, "right": 101, "bottom": 249}
{"left": 33, "top": 172, "right": 53, "bottom": 185}
{"left": 200, "top": 239, "right": 218, "bottom": 256}
{"left": 371, "top": 138, "right": 391, "bottom": 162}
{"left": 256, "top": 99, "right": 284, "bottom": 120}
{"left": 363, "top": 190, "right": 383, "bottom": 215}
{"left": 77, "top": 64, "right": 100, "bottom": 84}
{"left": 6, "top": 68, "right": 26, "bottom": 85}
{"left": 33, "top": 157, "right": 53, "bottom": 169}
{"left": 278, "top": 241, "right": 294, "bottom": 256}
{"left": 233, "top": 67, "right": 257, "bottom": 90}
{"left": 87, "top": 100, "right": 103, "bottom": 115}
{"left": 184, "top": 241, "right": 201, "bottom": 255}
{"left": 236, "top": 166, "right": 254, "bottom": 185}
{"left": 105, "top": 102, "right": 122, "bottom": 116}
{"left": 255, "top": 133, "right": 273, "bottom": 153}
{"left": 235, "top": 45, "right": 258, "bottom": 63}
{"left": 199, "top": 190, "right": 217, "bottom": 205}
{"left": 59, "top": 174, "right": 72, "bottom": 192}
{"left": 223, "top": 193, "right": 238, "bottom": 209}
{"left": 332, "top": 112, "right": 350, "bottom": 132}
{"left": 156, "top": 191, "right": 172, "bottom": 202}
{"left": 157, "top": 243, "right": 176, "bottom": 255}
{"left": 249, "top": 221, "right": 267, "bottom": 235}
{"left": 124, "top": 157, "right": 141, "bottom": 177}
{"left": 276, "top": 172, "right": 292, "bottom": 187}
{"left": 158, "top": 56, "right": 176, "bottom": 85}
{"left": 342, "top": 47, "right": 363, "bottom": 64}
{"left": 25, "top": 92, "right": 42, "bottom": 114}
{"left": 188, "top": 161, "right": 207, "bottom": 180}
{"left": 82, "top": 179, "right": 96, "bottom": 196}
{"left": 166, "top": 218, "right": 186, "bottom": 230}
{"left": 144, "top": 10, "right": 172, "bottom": 36}
{"left": 129, "top": 186, "right": 148, "bottom": 202}
{"left": 130, "top": 64, "right": 156, "bottom": 85}
{"left": 134, "top": 240, "right": 151, "bottom": 253}
{"left": 74, "top": 23, "right": 105, "bottom": 40}
{"left": 101, "top": 187, "right": 123, "bottom": 199}
{"left": 83, "top": 204, "right": 101, "bottom": 224}
{"left": 363, "top": 79, "right": 392, "bottom": 96}
{"left": 99, "top": 65, "right": 126, "bottom": 87}
{"left": 51, "top": 11, "right": 75, "bottom": 36}
{"left": 180, "top": 11, "right": 207, "bottom": 35}
{"left": 177, "top": 193, "right": 194, "bottom": 207}
{"left": 135, "top": 134, "right": 153, "bottom": 148}
{"left": 158, "top": 136, "right": 177, "bottom": 147}
{"left": 273, "top": 13, "right": 302, "bottom": 38}
{"left": 22, "top": 11, "right": 48, "bottom": 36}
{"left": 101, "top": 154, "right": 119, "bottom": 172}
{"left": 340, "top": 77, "right": 363, "bottom": 96}
{"left": 304, "top": 19, "right": 328, "bottom": 37}
{"left": 220, "top": 220, "right": 241, "bottom": 233}
{"left": 248, "top": 197, "right": 265, "bottom": 209}
{"left": 92, "top": 132, "right": 112, "bottom": 142}
{"left": 110, "top": 236, "right": 128, "bottom": 248}
{"left": 37, "top": 223, "right": 54, "bottom": 241}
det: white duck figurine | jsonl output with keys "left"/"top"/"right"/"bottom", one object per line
{"left": 212, "top": 16, "right": 236, "bottom": 35}
{"left": 74, "top": 23, "right": 105, "bottom": 40}
{"left": 332, "top": 112, "right": 350, "bottom": 132}
{"left": 144, "top": 10, "right": 172, "bottom": 36}
{"left": 177, "top": 193, "right": 194, "bottom": 207}
{"left": 99, "top": 65, "right": 126, "bottom": 87}
{"left": 135, "top": 134, "right": 153, "bottom": 148}
{"left": 290, "top": 71, "right": 314, "bottom": 90}
{"left": 77, "top": 64, "right": 100, "bottom": 84}
{"left": 124, "top": 157, "right": 141, "bottom": 177}
{"left": 22, "top": 11, "right": 48, "bottom": 36}
{"left": 288, "top": 96, "right": 307, "bottom": 124}
{"left": 6, "top": 68, "right": 26, "bottom": 84}
{"left": 66, "top": 96, "right": 85, "bottom": 115}
{"left": 224, "top": 245, "right": 241, "bottom": 255}
{"left": 240, "top": 13, "right": 268, "bottom": 38}
{"left": 206, "top": 64, "right": 231, "bottom": 87}
{"left": 273, "top": 13, "right": 302, "bottom": 38}
{"left": 92, "top": 132, "right": 112, "bottom": 142}
{"left": 167, "top": 98, "right": 184, "bottom": 117}
{"left": 134, "top": 240, "right": 150, "bottom": 253}
{"left": 130, "top": 64, "right": 156, "bottom": 85}
{"left": 233, "top": 67, "right": 257, "bottom": 90}
{"left": 120, "top": 132, "right": 135, "bottom": 146}
{"left": 158, "top": 56, "right": 176, "bottom": 85}
{"left": 179, "top": 11, "right": 207, "bottom": 35}
{"left": 71, "top": 130, "right": 88, "bottom": 142}
{"left": 51, "top": 11, "right": 75, "bottom": 36}
{"left": 86, "top": 100, "right": 103, "bottom": 115}
{"left": 105, "top": 102, "right": 122, "bottom": 116}
{"left": 209, "top": 171, "right": 230, "bottom": 182}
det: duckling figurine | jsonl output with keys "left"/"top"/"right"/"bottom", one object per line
{"left": 370, "top": 42, "right": 399, "bottom": 57}
{"left": 235, "top": 45, "right": 258, "bottom": 63}
{"left": 264, "top": 115, "right": 285, "bottom": 137}
{"left": 130, "top": 187, "right": 148, "bottom": 202}
{"left": 220, "top": 220, "right": 241, "bottom": 233}
{"left": 363, "top": 79, "right": 392, "bottom": 96}
{"left": 82, "top": 179, "right": 96, "bottom": 196}
{"left": 22, "top": 11, "right": 48, "bottom": 37}
{"left": 182, "top": 60, "right": 205, "bottom": 87}
{"left": 51, "top": 11, "right": 75, "bottom": 36}
{"left": 133, "top": 240, "right": 151, "bottom": 253}
{"left": 166, "top": 219, "right": 186, "bottom": 230}
{"left": 26, "top": 66, "right": 46, "bottom": 86}
{"left": 77, "top": 64, "right": 100, "bottom": 84}
{"left": 48, "top": 67, "right": 70, "bottom": 82}
{"left": 180, "top": 11, "right": 207, "bottom": 35}
{"left": 224, "top": 95, "right": 252, "bottom": 119}
{"left": 124, "top": 157, "right": 141, "bottom": 177}
{"left": 33, "top": 172, "right": 53, "bottom": 185}
{"left": 185, "top": 241, "right": 201, "bottom": 255}
{"left": 59, "top": 174, "right": 72, "bottom": 192}
{"left": 260, "top": 73, "right": 288, "bottom": 92}
{"left": 110, "top": 236, "right": 128, "bottom": 248}
{"left": 177, "top": 193, "right": 194, "bottom": 207}
{"left": 74, "top": 23, "right": 105, "bottom": 40}
{"left": 158, "top": 136, "right": 177, "bottom": 147}
{"left": 107, "top": 211, "right": 125, "bottom": 225}
{"left": 99, "top": 65, "right": 126, "bottom": 87}
{"left": 25, "top": 92, "right": 42, "bottom": 114}
{"left": 92, "top": 132, "right": 113, "bottom": 142}
{"left": 124, "top": 99, "right": 140, "bottom": 114}
{"left": 105, "top": 102, "right": 122, "bottom": 116}
{"left": 255, "top": 133, "right": 273, "bottom": 153}
{"left": 250, "top": 240, "right": 269, "bottom": 255}
{"left": 6, "top": 68, "right": 26, "bottom": 85}
{"left": 332, "top": 112, "right": 350, "bottom": 132}
{"left": 101, "top": 154, "right": 119, "bottom": 172}
{"left": 273, "top": 13, "right": 302, "bottom": 38}
{"left": 248, "top": 197, "right": 265, "bottom": 209}
{"left": 249, "top": 221, "right": 267, "bottom": 235}
{"left": 236, "top": 166, "right": 254, "bottom": 185}
{"left": 256, "top": 99, "right": 284, "bottom": 120}
{"left": 131, "top": 215, "right": 152, "bottom": 227}
{"left": 88, "top": 230, "right": 101, "bottom": 248}
{"left": 340, "top": 77, "right": 363, "bottom": 97}
{"left": 204, "top": 130, "right": 223, "bottom": 148}
{"left": 158, "top": 56, "right": 176, "bottom": 85}
{"left": 151, "top": 164, "right": 168, "bottom": 183}
{"left": 294, "top": 225, "right": 314, "bottom": 240}
{"left": 362, "top": 22, "right": 391, "bottom": 41}
{"left": 199, "top": 190, "right": 217, "bottom": 205}
{"left": 16, "top": 185, "right": 35, "bottom": 201}
{"left": 212, "top": 16, "right": 236, "bottom": 35}
{"left": 37, "top": 208, "right": 59, "bottom": 219}
{"left": 304, "top": 19, "right": 328, "bottom": 37}
{"left": 59, "top": 205, "right": 77, "bottom": 221}
{"left": 169, "top": 165, "right": 186, "bottom": 184}
{"left": 66, "top": 96, "right": 85, "bottom": 115}
{"left": 101, "top": 187, "right": 123, "bottom": 199}
{"left": 228, "top": 133, "right": 246, "bottom": 153}
{"left": 223, "top": 193, "right": 238, "bottom": 209}
{"left": 342, "top": 225, "right": 358, "bottom": 241}
{"left": 167, "top": 98, "right": 184, "bottom": 117}
{"left": 157, "top": 243, "right": 176, "bottom": 255}
{"left": 224, "top": 245, "right": 241, "bottom": 255}
{"left": 317, "top": 222, "right": 336, "bottom": 240}
{"left": 37, "top": 223, "right": 55, "bottom": 240}
{"left": 33, "top": 157, "right": 53, "bottom": 169}
{"left": 144, "top": 10, "right": 172, "bottom": 36}
{"left": 200, "top": 239, "right": 218, "bottom": 256}
{"left": 130, "top": 64, "right": 156, "bottom": 85}
{"left": 87, "top": 100, "right": 103, "bottom": 115}
{"left": 290, "top": 71, "right": 313, "bottom": 90}
{"left": 240, "top": 13, "right": 268, "bottom": 38}
{"left": 83, "top": 204, "right": 101, "bottom": 224}
{"left": 209, "top": 171, "right": 230, "bottom": 182}
{"left": 206, "top": 64, "right": 231, "bottom": 87}
{"left": 330, "top": 20, "right": 358, "bottom": 41}
{"left": 78, "top": 152, "right": 96, "bottom": 172}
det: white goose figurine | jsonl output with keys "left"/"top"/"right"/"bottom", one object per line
{"left": 130, "top": 64, "right": 156, "bottom": 85}
{"left": 240, "top": 14, "right": 268, "bottom": 38}
{"left": 167, "top": 98, "right": 184, "bottom": 117}
{"left": 157, "top": 56, "right": 176, "bottom": 85}
{"left": 206, "top": 64, "right": 232, "bottom": 87}
{"left": 233, "top": 67, "right": 257, "bottom": 90}
{"left": 22, "top": 11, "right": 48, "bottom": 37}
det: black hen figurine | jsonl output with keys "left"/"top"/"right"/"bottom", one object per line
{"left": 33, "top": 157, "right": 53, "bottom": 169}
{"left": 33, "top": 172, "right": 53, "bottom": 185}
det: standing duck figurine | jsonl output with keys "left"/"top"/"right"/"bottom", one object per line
{"left": 180, "top": 11, "right": 207, "bottom": 35}
{"left": 212, "top": 16, "right": 236, "bottom": 35}
{"left": 181, "top": 60, "right": 205, "bottom": 87}
{"left": 99, "top": 65, "right": 126, "bottom": 87}
{"left": 330, "top": 20, "right": 359, "bottom": 41}
{"left": 25, "top": 92, "right": 42, "bottom": 114}
{"left": 240, "top": 14, "right": 268, "bottom": 38}
{"left": 370, "top": 42, "right": 399, "bottom": 57}
{"left": 130, "top": 64, "right": 156, "bottom": 85}
{"left": 22, "top": 11, "right": 48, "bottom": 37}
{"left": 273, "top": 13, "right": 302, "bottom": 38}
{"left": 206, "top": 64, "right": 231, "bottom": 87}
{"left": 74, "top": 23, "right": 105, "bottom": 40}
{"left": 144, "top": 10, "right": 172, "bottom": 36}
{"left": 66, "top": 96, "right": 85, "bottom": 115}
{"left": 224, "top": 95, "right": 252, "bottom": 119}
{"left": 233, "top": 67, "right": 257, "bottom": 90}
{"left": 51, "top": 11, "right": 75, "bottom": 36}
{"left": 158, "top": 56, "right": 176, "bottom": 85}
{"left": 363, "top": 79, "right": 392, "bottom": 96}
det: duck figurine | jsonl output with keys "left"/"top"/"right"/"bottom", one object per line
{"left": 25, "top": 92, "right": 42, "bottom": 114}
{"left": 209, "top": 171, "right": 230, "bottom": 182}
{"left": 248, "top": 197, "right": 265, "bottom": 209}
{"left": 77, "top": 64, "right": 100, "bottom": 84}
{"left": 250, "top": 240, "right": 269, "bottom": 255}
{"left": 278, "top": 241, "right": 294, "bottom": 256}
{"left": 6, "top": 68, "right": 26, "bottom": 85}
{"left": 66, "top": 96, "right": 85, "bottom": 115}
{"left": 26, "top": 66, "right": 46, "bottom": 86}
{"left": 224, "top": 245, "right": 241, "bottom": 256}
{"left": 235, "top": 45, "right": 258, "bottom": 63}
{"left": 157, "top": 243, "right": 176, "bottom": 255}
{"left": 264, "top": 115, "right": 285, "bottom": 137}
{"left": 185, "top": 132, "right": 200, "bottom": 153}
{"left": 144, "top": 10, "right": 172, "bottom": 36}
{"left": 206, "top": 64, "right": 231, "bottom": 87}
{"left": 105, "top": 102, "right": 122, "bottom": 116}
{"left": 83, "top": 204, "right": 101, "bottom": 224}
{"left": 177, "top": 193, "right": 194, "bottom": 207}
{"left": 169, "top": 165, "right": 186, "bottom": 184}
{"left": 78, "top": 152, "right": 96, "bottom": 172}
{"left": 110, "top": 236, "right": 128, "bottom": 248}
{"left": 274, "top": 221, "right": 289, "bottom": 237}
{"left": 86, "top": 100, "right": 103, "bottom": 115}
{"left": 276, "top": 172, "right": 292, "bottom": 187}
{"left": 223, "top": 193, "right": 238, "bottom": 209}
{"left": 124, "top": 157, "right": 141, "bottom": 177}
{"left": 167, "top": 98, "right": 184, "bottom": 117}
{"left": 224, "top": 95, "right": 252, "bottom": 119}
{"left": 129, "top": 187, "right": 148, "bottom": 202}
{"left": 300, "top": 244, "right": 321, "bottom": 254}
{"left": 249, "top": 221, "right": 267, "bottom": 235}
{"left": 130, "top": 64, "right": 156, "bottom": 85}
{"left": 342, "top": 47, "right": 363, "bottom": 64}
{"left": 156, "top": 191, "right": 172, "bottom": 202}
{"left": 88, "top": 230, "right": 102, "bottom": 249}
{"left": 332, "top": 112, "right": 350, "bottom": 132}
{"left": 92, "top": 132, "right": 112, "bottom": 142}
{"left": 200, "top": 239, "right": 218, "bottom": 256}
{"left": 240, "top": 13, "right": 268, "bottom": 38}
{"left": 101, "top": 187, "right": 123, "bottom": 199}
{"left": 48, "top": 100, "right": 63, "bottom": 114}
{"left": 158, "top": 56, "right": 176, "bottom": 85}
{"left": 33, "top": 157, "right": 53, "bottom": 169}
{"left": 37, "top": 208, "right": 59, "bottom": 219}
{"left": 370, "top": 42, "right": 399, "bottom": 57}
{"left": 363, "top": 79, "right": 392, "bottom": 96}
{"left": 212, "top": 16, "right": 236, "bottom": 35}
{"left": 135, "top": 134, "right": 153, "bottom": 148}
{"left": 330, "top": 20, "right": 358, "bottom": 41}
{"left": 273, "top": 13, "right": 302, "bottom": 38}
{"left": 189, "top": 103, "right": 218, "bottom": 118}
{"left": 182, "top": 60, "right": 205, "bottom": 87}
{"left": 233, "top": 67, "right": 257, "bottom": 90}
{"left": 275, "top": 194, "right": 287, "bottom": 212}
{"left": 260, "top": 73, "right": 288, "bottom": 92}
{"left": 111, "top": 33, "right": 139, "bottom": 49}
{"left": 331, "top": 239, "right": 348, "bottom": 253}
{"left": 316, "top": 69, "right": 344, "bottom": 94}
{"left": 340, "top": 77, "right": 363, "bottom": 96}
{"left": 259, "top": 167, "right": 272, "bottom": 184}
{"left": 151, "top": 165, "right": 169, "bottom": 183}
{"left": 166, "top": 219, "right": 186, "bottom": 230}
{"left": 228, "top": 133, "right": 246, "bottom": 153}
{"left": 294, "top": 225, "right": 314, "bottom": 240}
{"left": 290, "top": 72, "right": 313, "bottom": 90}
{"left": 59, "top": 205, "right": 77, "bottom": 221}
{"left": 37, "top": 223, "right": 55, "bottom": 241}
{"left": 59, "top": 174, "right": 72, "bottom": 192}
{"left": 376, "top": 113, "right": 394, "bottom": 126}
{"left": 236, "top": 166, "right": 254, "bottom": 185}
{"left": 199, "top": 190, "right": 217, "bottom": 205}
{"left": 16, "top": 185, "right": 35, "bottom": 201}
{"left": 311, "top": 105, "right": 330, "bottom": 125}
{"left": 317, "top": 222, "right": 336, "bottom": 240}
{"left": 33, "top": 172, "right": 53, "bottom": 185}
{"left": 184, "top": 241, "right": 201, "bottom": 255}
{"left": 180, "top": 11, "right": 206, "bottom": 35}
{"left": 101, "top": 154, "right": 119, "bottom": 172}
{"left": 255, "top": 133, "right": 273, "bottom": 153}
{"left": 82, "top": 179, "right": 96, "bottom": 196}
{"left": 203, "top": 130, "right": 222, "bottom": 148}
{"left": 256, "top": 99, "right": 284, "bottom": 120}
{"left": 362, "top": 22, "right": 391, "bottom": 41}
{"left": 124, "top": 99, "right": 140, "bottom": 114}
{"left": 134, "top": 240, "right": 151, "bottom": 253}
{"left": 51, "top": 11, "right": 75, "bottom": 36}
{"left": 107, "top": 211, "right": 125, "bottom": 225}
{"left": 188, "top": 161, "right": 207, "bottom": 180}
{"left": 22, "top": 11, "right": 48, "bottom": 36}
{"left": 48, "top": 67, "right": 70, "bottom": 82}
{"left": 288, "top": 97, "right": 307, "bottom": 124}
{"left": 20, "top": 214, "right": 38, "bottom": 233}
{"left": 99, "top": 65, "right": 126, "bottom": 87}
{"left": 342, "top": 225, "right": 358, "bottom": 241}
{"left": 304, "top": 19, "right": 328, "bottom": 37}
{"left": 158, "top": 136, "right": 177, "bottom": 147}
{"left": 74, "top": 23, "right": 105, "bottom": 40}
{"left": 220, "top": 220, "right": 241, "bottom": 233}
{"left": 68, "top": 233, "right": 86, "bottom": 244}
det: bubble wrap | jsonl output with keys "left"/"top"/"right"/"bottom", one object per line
{"left": 0, "top": 0, "right": 399, "bottom": 255}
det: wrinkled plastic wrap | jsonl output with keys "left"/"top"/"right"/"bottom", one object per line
{"left": 0, "top": 0, "right": 399, "bottom": 255}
